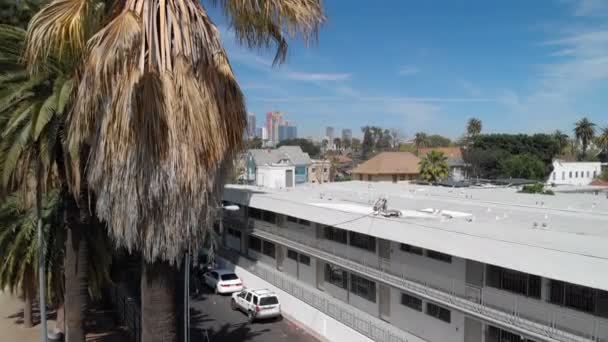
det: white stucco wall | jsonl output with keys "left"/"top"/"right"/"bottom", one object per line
{"left": 548, "top": 161, "right": 602, "bottom": 185}
{"left": 388, "top": 242, "right": 467, "bottom": 296}
{"left": 256, "top": 165, "right": 296, "bottom": 189}
{"left": 389, "top": 287, "right": 465, "bottom": 342}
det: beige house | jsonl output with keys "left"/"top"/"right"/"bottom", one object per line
{"left": 351, "top": 152, "right": 420, "bottom": 182}
{"left": 308, "top": 159, "right": 332, "bottom": 184}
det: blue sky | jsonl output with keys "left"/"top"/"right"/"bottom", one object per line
{"left": 208, "top": 0, "right": 608, "bottom": 139}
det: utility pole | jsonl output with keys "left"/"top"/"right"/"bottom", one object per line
{"left": 36, "top": 157, "right": 48, "bottom": 342}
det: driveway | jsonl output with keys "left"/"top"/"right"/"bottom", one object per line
{"left": 189, "top": 287, "right": 318, "bottom": 342}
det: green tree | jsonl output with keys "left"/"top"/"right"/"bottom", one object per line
{"left": 553, "top": 130, "right": 570, "bottom": 155}
{"left": 247, "top": 136, "right": 263, "bottom": 149}
{"left": 574, "top": 117, "right": 596, "bottom": 159}
{"left": 596, "top": 127, "right": 608, "bottom": 154}
{"left": 361, "top": 126, "right": 374, "bottom": 159}
{"left": 499, "top": 154, "right": 545, "bottom": 180}
{"left": 466, "top": 117, "right": 482, "bottom": 137}
{"left": 426, "top": 134, "right": 452, "bottom": 148}
{"left": 414, "top": 132, "right": 427, "bottom": 151}
{"left": 26, "top": 1, "right": 325, "bottom": 340}
{"left": 277, "top": 138, "right": 320, "bottom": 158}
{"left": 419, "top": 151, "right": 449, "bottom": 182}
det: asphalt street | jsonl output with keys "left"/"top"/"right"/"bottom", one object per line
{"left": 189, "top": 286, "right": 318, "bottom": 342}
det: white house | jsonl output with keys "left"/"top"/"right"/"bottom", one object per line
{"left": 548, "top": 159, "right": 603, "bottom": 185}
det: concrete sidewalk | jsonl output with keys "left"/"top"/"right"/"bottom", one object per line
{"left": 1, "top": 291, "right": 131, "bottom": 342}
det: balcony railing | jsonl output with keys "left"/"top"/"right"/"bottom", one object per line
{"left": 250, "top": 222, "right": 605, "bottom": 342}
{"left": 215, "top": 247, "right": 415, "bottom": 342}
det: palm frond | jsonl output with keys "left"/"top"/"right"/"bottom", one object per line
{"left": 212, "top": 0, "right": 325, "bottom": 65}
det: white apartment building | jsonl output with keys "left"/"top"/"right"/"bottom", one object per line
{"left": 217, "top": 181, "right": 608, "bottom": 342}
{"left": 548, "top": 160, "right": 604, "bottom": 186}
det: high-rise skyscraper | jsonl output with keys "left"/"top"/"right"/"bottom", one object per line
{"left": 325, "top": 126, "right": 335, "bottom": 142}
{"left": 247, "top": 112, "right": 256, "bottom": 138}
{"left": 341, "top": 128, "right": 352, "bottom": 142}
{"left": 266, "top": 111, "right": 284, "bottom": 144}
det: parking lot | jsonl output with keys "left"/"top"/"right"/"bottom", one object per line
{"left": 189, "top": 286, "right": 318, "bottom": 342}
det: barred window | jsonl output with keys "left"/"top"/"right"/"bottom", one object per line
{"left": 299, "top": 254, "right": 311, "bottom": 266}
{"left": 249, "top": 236, "right": 261, "bottom": 252}
{"left": 349, "top": 231, "right": 376, "bottom": 252}
{"left": 550, "top": 280, "right": 596, "bottom": 314}
{"left": 249, "top": 207, "right": 262, "bottom": 220}
{"left": 426, "top": 249, "right": 452, "bottom": 263}
{"left": 401, "top": 293, "right": 422, "bottom": 311}
{"left": 400, "top": 243, "right": 423, "bottom": 255}
{"left": 324, "top": 264, "right": 347, "bottom": 289}
{"left": 262, "top": 240, "right": 275, "bottom": 259}
{"left": 426, "top": 303, "right": 450, "bottom": 323}
{"left": 350, "top": 274, "right": 376, "bottom": 302}
{"left": 324, "top": 226, "right": 347, "bottom": 244}
{"left": 287, "top": 216, "right": 298, "bottom": 223}
{"left": 487, "top": 265, "right": 541, "bottom": 299}
{"left": 262, "top": 211, "right": 276, "bottom": 224}
{"left": 298, "top": 219, "right": 310, "bottom": 226}
{"left": 287, "top": 249, "right": 298, "bottom": 261}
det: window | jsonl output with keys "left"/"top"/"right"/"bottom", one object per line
{"left": 249, "top": 207, "right": 262, "bottom": 220}
{"left": 249, "top": 236, "right": 262, "bottom": 252}
{"left": 253, "top": 296, "right": 258, "bottom": 305}
{"left": 569, "top": 171, "right": 572, "bottom": 178}
{"left": 260, "top": 296, "right": 279, "bottom": 306}
{"left": 400, "top": 243, "right": 423, "bottom": 255}
{"left": 349, "top": 231, "right": 376, "bottom": 252}
{"left": 562, "top": 171, "right": 565, "bottom": 180}
{"left": 350, "top": 274, "right": 376, "bottom": 302}
{"left": 399, "top": 175, "right": 406, "bottom": 181}
{"left": 594, "top": 171, "right": 597, "bottom": 178}
{"left": 575, "top": 171, "right": 578, "bottom": 178}
{"left": 262, "top": 240, "right": 276, "bottom": 258}
{"left": 220, "top": 273, "right": 238, "bottom": 281}
{"left": 587, "top": 171, "right": 590, "bottom": 178}
{"left": 426, "top": 249, "right": 452, "bottom": 263}
{"left": 299, "top": 254, "right": 311, "bottom": 266}
{"left": 287, "top": 216, "right": 298, "bottom": 223}
{"left": 298, "top": 219, "right": 310, "bottom": 226}
{"left": 324, "top": 226, "right": 347, "bottom": 244}
{"left": 550, "top": 280, "right": 598, "bottom": 314}
{"left": 246, "top": 293, "right": 252, "bottom": 302}
{"left": 262, "top": 210, "right": 276, "bottom": 224}
{"left": 401, "top": 293, "right": 422, "bottom": 311}
{"left": 487, "top": 265, "right": 541, "bottom": 299}
{"left": 311, "top": 168, "right": 316, "bottom": 173}
{"left": 325, "top": 264, "right": 347, "bottom": 289}
{"left": 552, "top": 172, "right": 556, "bottom": 181}
{"left": 426, "top": 303, "right": 451, "bottom": 323}
{"left": 324, "top": 168, "right": 328, "bottom": 173}
{"left": 287, "top": 249, "right": 298, "bottom": 261}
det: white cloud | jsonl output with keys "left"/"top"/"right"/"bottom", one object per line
{"left": 460, "top": 80, "right": 482, "bottom": 97}
{"left": 397, "top": 66, "right": 420, "bottom": 76}
{"left": 572, "top": 0, "right": 608, "bottom": 16}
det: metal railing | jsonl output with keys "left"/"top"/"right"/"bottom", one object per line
{"left": 250, "top": 222, "right": 606, "bottom": 342}
{"left": 216, "top": 248, "right": 412, "bottom": 342}
{"left": 107, "top": 284, "right": 141, "bottom": 342}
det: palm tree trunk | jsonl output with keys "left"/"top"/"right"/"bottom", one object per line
{"left": 22, "top": 267, "right": 34, "bottom": 328}
{"left": 63, "top": 193, "right": 88, "bottom": 342}
{"left": 141, "top": 260, "right": 178, "bottom": 342}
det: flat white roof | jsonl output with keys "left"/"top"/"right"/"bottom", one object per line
{"left": 223, "top": 181, "right": 608, "bottom": 291}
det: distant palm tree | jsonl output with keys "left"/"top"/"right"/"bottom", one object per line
{"left": 574, "top": 117, "right": 596, "bottom": 158}
{"left": 597, "top": 127, "right": 608, "bottom": 154}
{"left": 414, "top": 132, "right": 428, "bottom": 152}
{"left": 466, "top": 117, "right": 482, "bottom": 137}
{"left": 553, "top": 130, "right": 570, "bottom": 154}
{"left": 419, "top": 151, "right": 449, "bottom": 182}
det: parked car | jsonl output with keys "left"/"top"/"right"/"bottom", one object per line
{"left": 203, "top": 269, "right": 243, "bottom": 294}
{"left": 230, "top": 288, "right": 281, "bottom": 323}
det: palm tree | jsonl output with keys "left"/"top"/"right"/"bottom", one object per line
{"left": 25, "top": 0, "right": 324, "bottom": 340}
{"left": 414, "top": 132, "right": 428, "bottom": 152}
{"left": 419, "top": 150, "right": 449, "bottom": 182}
{"left": 466, "top": 117, "right": 482, "bottom": 137}
{"left": 553, "top": 130, "right": 569, "bottom": 155}
{"left": 574, "top": 117, "right": 596, "bottom": 158}
{"left": 597, "top": 127, "right": 608, "bottom": 154}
